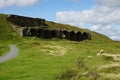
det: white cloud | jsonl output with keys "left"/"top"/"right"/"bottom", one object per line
{"left": 91, "top": 25, "right": 120, "bottom": 40}
{"left": 56, "top": 6, "right": 120, "bottom": 25}
{"left": 95, "top": 0, "right": 120, "bottom": 8}
{"left": 0, "top": 0, "right": 39, "bottom": 8}
{"left": 56, "top": 11, "right": 88, "bottom": 26}
{"left": 56, "top": 0, "right": 120, "bottom": 41}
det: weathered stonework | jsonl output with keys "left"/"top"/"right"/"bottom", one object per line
{"left": 7, "top": 14, "right": 45, "bottom": 27}
{"left": 7, "top": 14, "right": 91, "bottom": 41}
{"left": 21, "top": 28, "right": 91, "bottom": 41}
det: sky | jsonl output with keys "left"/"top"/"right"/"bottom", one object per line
{"left": 0, "top": 0, "right": 120, "bottom": 41}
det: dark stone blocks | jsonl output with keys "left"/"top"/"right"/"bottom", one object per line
{"left": 51, "top": 29, "right": 59, "bottom": 38}
{"left": 62, "top": 30, "right": 70, "bottom": 40}
{"left": 76, "top": 31, "right": 82, "bottom": 41}
{"left": 44, "top": 29, "right": 51, "bottom": 39}
{"left": 70, "top": 31, "right": 76, "bottom": 41}
{"left": 7, "top": 14, "right": 91, "bottom": 41}
{"left": 37, "top": 29, "right": 45, "bottom": 38}
{"left": 21, "top": 28, "right": 91, "bottom": 41}
{"left": 7, "top": 15, "right": 45, "bottom": 27}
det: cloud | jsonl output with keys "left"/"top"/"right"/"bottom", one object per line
{"left": 56, "top": 6, "right": 120, "bottom": 25}
{"left": 56, "top": 11, "right": 87, "bottom": 26}
{"left": 0, "top": 0, "right": 39, "bottom": 8}
{"left": 56, "top": 0, "right": 120, "bottom": 41}
{"left": 91, "top": 25, "right": 120, "bottom": 40}
{"left": 95, "top": 0, "right": 120, "bottom": 8}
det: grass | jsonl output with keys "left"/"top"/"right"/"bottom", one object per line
{"left": 0, "top": 14, "right": 120, "bottom": 80}
{"left": 0, "top": 44, "right": 9, "bottom": 56}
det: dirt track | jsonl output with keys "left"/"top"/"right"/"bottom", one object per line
{"left": 0, "top": 45, "right": 18, "bottom": 63}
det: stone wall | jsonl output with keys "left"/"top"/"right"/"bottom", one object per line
{"left": 7, "top": 14, "right": 91, "bottom": 41}
{"left": 21, "top": 28, "right": 91, "bottom": 41}
{"left": 7, "top": 14, "right": 45, "bottom": 27}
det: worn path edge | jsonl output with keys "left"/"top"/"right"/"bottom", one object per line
{"left": 0, "top": 45, "right": 18, "bottom": 63}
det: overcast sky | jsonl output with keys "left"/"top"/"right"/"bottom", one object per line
{"left": 0, "top": 0, "right": 120, "bottom": 41}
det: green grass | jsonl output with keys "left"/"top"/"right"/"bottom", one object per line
{"left": 0, "top": 14, "right": 120, "bottom": 80}
{"left": 99, "top": 66, "right": 120, "bottom": 74}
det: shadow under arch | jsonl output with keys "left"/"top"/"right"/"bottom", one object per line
{"left": 82, "top": 32, "right": 89, "bottom": 40}
{"left": 70, "top": 31, "right": 77, "bottom": 41}
{"left": 44, "top": 29, "right": 51, "bottom": 39}
{"left": 51, "top": 29, "right": 59, "bottom": 38}
{"left": 62, "top": 30, "right": 70, "bottom": 40}
{"left": 76, "top": 31, "right": 83, "bottom": 41}
{"left": 37, "top": 28, "right": 45, "bottom": 38}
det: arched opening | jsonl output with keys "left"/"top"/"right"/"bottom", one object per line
{"left": 30, "top": 28, "right": 37, "bottom": 37}
{"left": 70, "top": 31, "right": 76, "bottom": 41}
{"left": 82, "top": 32, "right": 88, "bottom": 40}
{"left": 76, "top": 31, "right": 82, "bottom": 41}
{"left": 44, "top": 29, "right": 51, "bottom": 39}
{"left": 62, "top": 30, "right": 70, "bottom": 40}
{"left": 22, "top": 28, "right": 29, "bottom": 36}
{"left": 51, "top": 29, "right": 59, "bottom": 38}
{"left": 37, "top": 29, "right": 45, "bottom": 38}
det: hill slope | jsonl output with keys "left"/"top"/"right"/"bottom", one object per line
{"left": 0, "top": 14, "right": 120, "bottom": 80}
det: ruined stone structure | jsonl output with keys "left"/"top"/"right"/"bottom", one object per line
{"left": 7, "top": 14, "right": 45, "bottom": 27}
{"left": 7, "top": 14, "right": 91, "bottom": 41}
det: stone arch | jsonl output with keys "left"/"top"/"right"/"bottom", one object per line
{"left": 37, "top": 29, "right": 45, "bottom": 38}
{"left": 70, "top": 31, "right": 76, "bottom": 41}
{"left": 44, "top": 29, "right": 51, "bottom": 39}
{"left": 51, "top": 29, "right": 59, "bottom": 38}
{"left": 29, "top": 28, "right": 37, "bottom": 37}
{"left": 22, "top": 27, "right": 29, "bottom": 36}
{"left": 82, "top": 32, "right": 88, "bottom": 40}
{"left": 62, "top": 30, "right": 70, "bottom": 40}
{"left": 58, "top": 30, "right": 63, "bottom": 39}
{"left": 76, "top": 31, "right": 82, "bottom": 41}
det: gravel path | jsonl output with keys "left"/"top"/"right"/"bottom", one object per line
{"left": 0, "top": 45, "right": 18, "bottom": 63}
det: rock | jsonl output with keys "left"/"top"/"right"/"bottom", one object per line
{"left": 100, "top": 50, "right": 104, "bottom": 54}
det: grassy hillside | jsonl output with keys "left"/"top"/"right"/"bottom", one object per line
{"left": 0, "top": 14, "right": 120, "bottom": 80}
{"left": 46, "top": 21, "right": 112, "bottom": 43}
